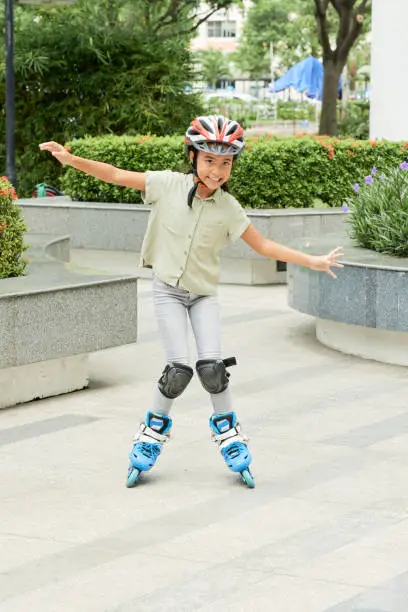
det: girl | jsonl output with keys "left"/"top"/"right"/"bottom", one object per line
{"left": 40, "top": 115, "right": 344, "bottom": 489}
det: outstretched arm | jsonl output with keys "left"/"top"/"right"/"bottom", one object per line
{"left": 241, "top": 224, "right": 344, "bottom": 279}
{"left": 39, "top": 141, "right": 146, "bottom": 191}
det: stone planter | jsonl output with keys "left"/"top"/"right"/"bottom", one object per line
{"left": 0, "top": 232, "right": 138, "bottom": 409}
{"left": 288, "top": 234, "right": 408, "bottom": 366}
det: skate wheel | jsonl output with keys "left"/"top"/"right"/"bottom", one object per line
{"left": 126, "top": 466, "right": 141, "bottom": 488}
{"left": 241, "top": 468, "right": 255, "bottom": 489}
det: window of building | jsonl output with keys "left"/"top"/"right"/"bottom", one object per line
{"left": 207, "top": 21, "right": 236, "bottom": 38}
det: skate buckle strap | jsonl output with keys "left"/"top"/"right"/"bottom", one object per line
{"left": 211, "top": 423, "right": 248, "bottom": 448}
{"left": 133, "top": 423, "right": 170, "bottom": 445}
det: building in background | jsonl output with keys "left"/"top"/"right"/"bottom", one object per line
{"left": 191, "top": 1, "right": 262, "bottom": 95}
{"left": 191, "top": 1, "right": 251, "bottom": 54}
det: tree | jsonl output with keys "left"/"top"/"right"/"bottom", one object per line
{"left": 0, "top": 0, "right": 239, "bottom": 194}
{"left": 233, "top": 0, "right": 319, "bottom": 79}
{"left": 314, "top": 0, "right": 371, "bottom": 135}
{"left": 198, "top": 50, "right": 231, "bottom": 89}
{"left": 104, "top": 0, "right": 237, "bottom": 37}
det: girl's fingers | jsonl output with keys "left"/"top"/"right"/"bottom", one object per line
{"left": 39, "top": 141, "right": 63, "bottom": 152}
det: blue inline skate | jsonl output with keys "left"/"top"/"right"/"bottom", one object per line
{"left": 126, "top": 411, "right": 172, "bottom": 488}
{"left": 209, "top": 412, "right": 255, "bottom": 488}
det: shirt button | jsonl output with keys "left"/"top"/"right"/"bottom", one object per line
{"left": 184, "top": 250, "right": 188, "bottom": 255}
{"left": 188, "top": 235, "right": 192, "bottom": 239}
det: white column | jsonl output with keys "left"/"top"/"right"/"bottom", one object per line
{"left": 370, "top": 0, "right": 408, "bottom": 140}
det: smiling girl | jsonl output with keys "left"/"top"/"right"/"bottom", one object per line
{"left": 40, "top": 115, "right": 343, "bottom": 489}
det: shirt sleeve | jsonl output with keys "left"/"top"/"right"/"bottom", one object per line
{"left": 141, "top": 170, "right": 173, "bottom": 205}
{"left": 227, "top": 196, "right": 251, "bottom": 243}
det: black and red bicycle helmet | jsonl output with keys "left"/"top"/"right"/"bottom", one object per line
{"left": 185, "top": 115, "right": 245, "bottom": 207}
{"left": 185, "top": 115, "right": 245, "bottom": 156}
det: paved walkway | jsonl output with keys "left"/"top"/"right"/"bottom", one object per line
{"left": 1, "top": 250, "right": 408, "bottom": 611}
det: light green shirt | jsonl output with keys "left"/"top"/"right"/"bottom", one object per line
{"left": 140, "top": 170, "right": 250, "bottom": 295}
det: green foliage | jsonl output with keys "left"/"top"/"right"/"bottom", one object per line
{"left": 0, "top": 0, "right": 206, "bottom": 196}
{"left": 61, "top": 135, "right": 187, "bottom": 203}
{"left": 60, "top": 134, "right": 408, "bottom": 209}
{"left": 0, "top": 177, "right": 28, "bottom": 278}
{"left": 346, "top": 162, "right": 408, "bottom": 257}
{"left": 202, "top": 97, "right": 260, "bottom": 127}
{"left": 233, "top": 0, "right": 319, "bottom": 79}
{"left": 338, "top": 101, "right": 370, "bottom": 140}
{"left": 234, "top": 0, "right": 371, "bottom": 81}
{"left": 277, "top": 101, "right": 316, "bottom": 122}
{"left": 197, "top": 50, "right": 231, "bottom": 89}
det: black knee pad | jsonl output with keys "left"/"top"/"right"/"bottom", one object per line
{"left": 196, "top": 357, "right": 237, "bottom": 394}
{"left": 158, "top": 362, "right": 194, "bottom": 399}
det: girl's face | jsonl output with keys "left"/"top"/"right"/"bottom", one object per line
{"left": 190, "top": 150, "right": 233, "bottom": 192}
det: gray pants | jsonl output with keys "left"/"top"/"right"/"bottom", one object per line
{"left": 151, "top": 276, "right": 233, "bottom": 415}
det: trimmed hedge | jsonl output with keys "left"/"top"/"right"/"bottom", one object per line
{"left": 61, "top": 135, "right": 408, "bottom": 209}
{"left": 0, "top": 177, "right": 28, "bottom": 278}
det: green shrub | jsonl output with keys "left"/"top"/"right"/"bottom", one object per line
{"left": 0, "top": 177, "right": 28, "bottom": 278}
{"left": 338, "top": 101, "right": 370, "bottom": 140}
{"left": 61, "top": 135, "right": 187, "bottom": 203}
{"left": 0, "top": 4, "right": 203, "bottom": 197}
{"left": 346, "top": 162, "right": 408, "bottom": 257}
{"left": 277, "top": 100, "right": 316, "bottom": 122}
{"left": 60, "top": 134, "right": 408, "bottom": 209}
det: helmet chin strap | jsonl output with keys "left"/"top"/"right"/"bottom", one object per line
{"left": 187, "top": 150, "right": 205, "bottom": 208}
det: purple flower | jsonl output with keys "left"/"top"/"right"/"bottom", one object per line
{"left": 365, "top": 175, "right": 373, "bottom": 185}
{"left": 371, "top": 167, "right": 378, "bottom": 175}
{"left": 379, "top": 173, "right": 386, "bottom": 180}
{"left": 353, "top": 182, "right": 360, "bottom": 192}
{"left": 400, "top": 162, "right": 408, "bottom": 171}
{"left": 342, "top": 203, "right": 349, "bottom": 212}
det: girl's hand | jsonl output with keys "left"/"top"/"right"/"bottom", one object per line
{"left": 308, "top": 246, "right": 345, "bottom": 279}
{"left": 39, "top": 141, "right": 73, "bottom": 165}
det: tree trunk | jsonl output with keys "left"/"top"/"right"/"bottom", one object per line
{"left": 319, "top": 59, "right": 343, "bottom": 136}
